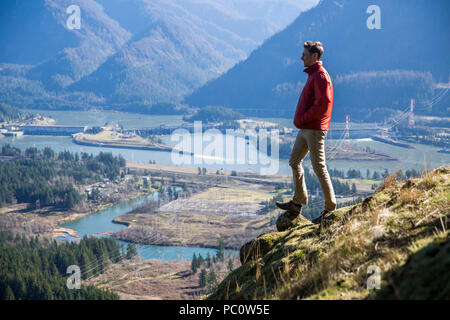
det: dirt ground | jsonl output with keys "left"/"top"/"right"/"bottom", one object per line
{"left": 126, "top": 161, "right": 292, "bottom": 182}
{"left": 113, "top": 182, "right": 279, "bottom": 249}
{"left": 88, "top": 258, "right": 227, "bottom": 300}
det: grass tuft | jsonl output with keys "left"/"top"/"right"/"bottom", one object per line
{"left": 207, "top": 167, "right": 450, "bottom": 300}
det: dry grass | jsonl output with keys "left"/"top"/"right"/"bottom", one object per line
{"left": 378, "top": 174, "right": 398, "bottom": 191}
{"left": 418, "top": 169, "right": 446, "bottom": 190}
{"left": 191, "top": 186, "right": 272, "bottom": 204}
{"left": 113, "top": 184, "right": 280, "bottom": 249}
{"left": 87, "top": 259, "right": 205, "bottom": 300}
{"left": 398, "top": 187, "right": 424, "bottom": 205}
{"left": 209, "top": 167, "right": 450, "bottom": 300}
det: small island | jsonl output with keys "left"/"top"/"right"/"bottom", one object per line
{"left": 72, "top": 124, "right": 174, "bottom": 152}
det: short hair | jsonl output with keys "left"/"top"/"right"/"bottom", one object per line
{"left": 304, "top": 41, "right": 324, "bottom": 60}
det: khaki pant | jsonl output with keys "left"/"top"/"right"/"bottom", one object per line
{"left": 289, "top": 129, "right": 336, "bottom": 211}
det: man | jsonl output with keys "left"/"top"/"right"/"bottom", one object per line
{"left": 276, "top": 41, "right": 336, "bottom": 225}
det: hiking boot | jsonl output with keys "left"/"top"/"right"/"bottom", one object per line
{"left": 276, "top": 200, "right": 302, "bottom": 216}
{"left": 311, "top": 210, "right": 331, "bottom": 225}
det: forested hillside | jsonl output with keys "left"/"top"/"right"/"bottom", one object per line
{"left": 0, "top": 0, "right": 316, "bottom": 110}
{"left": 0, "top": 231, "right": 122, "bottom": 300}
{"left": 186, "top": 0, "right": 450, "bottom": 120}
{"left": 0, "top": 145, "right": 126, "bottom": 209}
{"left": 0, "top": 103, "right": 30, "bottom": 123}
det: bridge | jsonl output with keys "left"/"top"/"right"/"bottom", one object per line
{"left": 125, "top": 122, "right": 383, "bottom": 139}
{"left": 6, "top": 125, "right": 87, "bottom": 136}
{"left": 6, "top": 122, "right": 385, "bottom": 139}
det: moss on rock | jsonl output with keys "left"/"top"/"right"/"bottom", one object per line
{"left": 208, "top": 167, "right": 450, "bottom": 300}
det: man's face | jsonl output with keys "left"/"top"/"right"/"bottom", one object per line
{"left": 301, "top": 48, "right": 318, "bottom": 68}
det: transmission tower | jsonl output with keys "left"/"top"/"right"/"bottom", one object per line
{"left": 408, "top": 99, "right": 415, "bottom": 128}
{"left": 344, "top": 114, "right": 351, "bottom": 150}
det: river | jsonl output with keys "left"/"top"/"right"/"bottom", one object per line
{"left": 57, "top": 191, "right": 236, "bottom": 260}
{"left": 5, "top": 109, "right": 449, "bottom": 173}
{"left": 2, "top": 109, "right": 449, "bottom": 260}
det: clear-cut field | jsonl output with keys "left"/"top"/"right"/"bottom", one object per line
{"left": 113, "top": 184, "right": 280, "bottom": 249}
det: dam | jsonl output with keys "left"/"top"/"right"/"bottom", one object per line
{"left": 6, "top": 125, "right": 87, "bottom": 136}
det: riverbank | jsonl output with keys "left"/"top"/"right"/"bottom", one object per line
{"left": 111, "top": 179, "right": 281, "bottom": 250}
{"left": 52, "top": 227, "right": 80, "bottom": 239}
{"left": 279, "top": 136, "right": 398, "bottom": 161}
{"left": 73, "top": 131, "right": 174, "bottom": 152}
{"left": 125, "top": 161, "right": 292, "bottom": 184}
{"left": 50, "top": 188, "right": 155, "bottom": 241}
{"left": 0, "top": 172, "right": 156, "bottom": 242}
{"left": 327, "top": 148, "right": 398, "bottom": 161}
{"left": 112, "top": 162, "right": 379, "bottom": 250}
{"left": 372, "top": 135, "right": 415, "bottom": 149}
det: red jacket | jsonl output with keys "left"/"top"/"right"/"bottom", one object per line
{"left": 293, "top": 61, "right": 334, "bottom": 131}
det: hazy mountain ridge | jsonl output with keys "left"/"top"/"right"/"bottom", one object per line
{"left": 185, "top": 0, "right": 450, "bottom": 120}
{"left": 26, "top": 0, "right": 132, "bottom": 89}
{"left": 0, "top": 0, "right": 317, "bottom": 109}
{"left": 71, "top": 16, "right": 233, "bottom": 104}
{"left": 71, "top": 0, "right": 317, "bottom": 104}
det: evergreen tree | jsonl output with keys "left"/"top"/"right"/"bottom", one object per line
{"left": 207, "top": 269, "right": 217, "bottom": 289}
{"left": 143, "top": 177, "right": 149, "bottom": 188}
{"left": 43, "top": 147, "right": 55, "bottom": 160}
{"left": 372, "top": 171, "right": 380, "bottom": 180}
{"left": 197, "top": 253, "right": 204, "bottom": 267}
{"left": 0, "top": 231, "right": 120, "bottom": 300}
{"left": 199, "top": 269, "right": 208, "bottom": 288}
{"left": 4, "top": 285, "right": 15, "bottom": 300}
{"left": 191, "top": 253, "right": 198, "bottom": 273}
{"left": 216, "top": 237, "right": 225, "bottom": 262}
{"left": 228, "top": 258, "right": 234, "bottom": 271}
{"left": 206, "top": 252, "right": 212, "bottom": 268}
{"left": 126, "top": 243, "right": 138, "bottom": 259}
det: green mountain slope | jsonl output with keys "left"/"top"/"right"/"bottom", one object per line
{"left": 70, "top": 17, "right": 236, "bottom": 104}
{"left": 185, "top": 0, "right": 450, "bottom": 120}
{"left": 27, "top": 0, "right": 131, "bottom": 89}
{"left": 209, "top": 167, "right": 449, "bottom": 299}
{"left": 0, "top": 103, "right": 29, "bottom": 122}
{"left": 0, "top": 0, "right": 316, "bottom": 109}
{"left": 70, "top": 0, "right": 318, "bottom": 104}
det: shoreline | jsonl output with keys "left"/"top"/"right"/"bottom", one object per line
{"left": 72, "top": 134, "right": 172, "bottom": 152}
{"left": 112, "top": 211, "right": 242, "bottom": 251}
{"left": 372, "top": 135, "right": 415, "bottom": 149}
{"left": 72, "top": 133, "right": 194, "bottom": 155}
{"left": 278, "top": 151, "right": 398, "bottom": 162}
{"left": 51, "top": 190, "right": 155, "bottom": 241}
